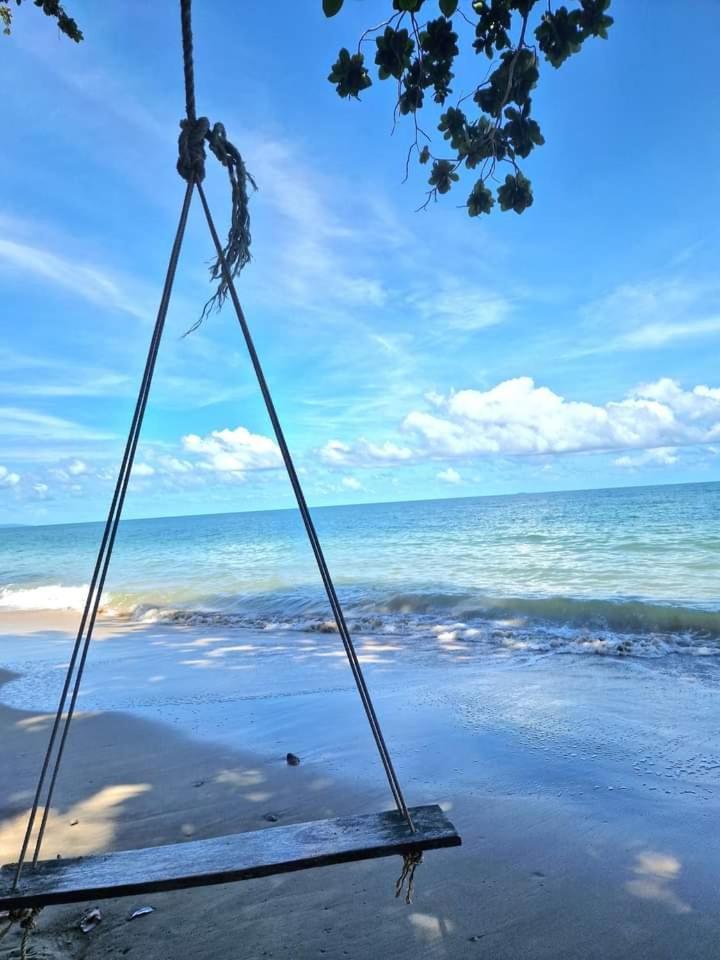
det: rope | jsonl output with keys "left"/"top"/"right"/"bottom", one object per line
{"left": 19, "top": 908, "right": 41, "bottom": 960}
{"left": 177, "top": 0, "right": 256, "bottom": 324}
{"left": 13, "top": 1, "right": 413, "bottom": 894}
{"left": 196, "top": 181, "right": 415, "bottom": 831}
{"left": 395, "top": 852, "right": 423, "bottom": 904}
{"left": 12, "top": 181, "right": 195, "bottom": 886}
{"left": 0, "top": 908, "right": 42, "bottom": 959}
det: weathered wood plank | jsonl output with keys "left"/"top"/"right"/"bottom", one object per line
{"left": 0, "top": 805, "right": 460, "bottom": 910}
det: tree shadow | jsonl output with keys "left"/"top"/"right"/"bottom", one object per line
{"left": 0, "top": 667, "right": 366, "bottom": 868}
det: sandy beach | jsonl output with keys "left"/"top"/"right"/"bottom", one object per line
{"left": 1, "top": 610, "right": 718, "bottom": 959}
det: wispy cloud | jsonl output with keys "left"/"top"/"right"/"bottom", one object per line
{"left": 407, "top": 277, "right": 513, "bottom": 332}
{"left": 2, "top": 374, "right": 131, "bottom": 399}
{"left": 0, "top": 230, "right": 151, "bottom": 320}
{"left": 242, "top": 134, "right": 389, "bottom": 316}
{"left": 614, "top": 447, "right": 678, "bottom": 468}
{"left": 0, "top": 407, "right": 116, "bottom": 442}
{"left": 615, "top": 316, "right": 720, "bottom": 349}
{"left": 574, "top": 277, "right": 720, "bottom": 355}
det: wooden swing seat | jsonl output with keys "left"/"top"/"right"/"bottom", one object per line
{"left": 0, "top": 804, "right": 460, "bottom": 910}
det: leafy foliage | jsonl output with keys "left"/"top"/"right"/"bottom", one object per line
{"left": 328, "top": 47, "right": 372, "bottom": 98}
{"left": 324, "top": 0, "right": 613, "bottom": 216}
{"left": 1, "top": 0, "right": 82, "bottom": 40}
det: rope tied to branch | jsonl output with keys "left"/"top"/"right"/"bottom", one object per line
{"left": 177, "top": 0, "right": 256, "bottom": 327}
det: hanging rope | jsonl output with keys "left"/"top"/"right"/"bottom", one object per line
{"left": 177, "top": 0, "right": 256, "bottom": 327}
{"left": 12, "top": 181, "right": 194, "bottom": 888}
{"left": 0, "top": 907, "right": 42, "bottom": 959}
{"left": 195, "top": 180, "right": 415, "bottom": 832}
{"left": 13, "top": 0, "right": 414, "bottom": 890}
{"left": 395, "top": 851, "right": 423, "bottom": 904}
{"left": 178, "top": 0, "right": 413, "bottom": 830}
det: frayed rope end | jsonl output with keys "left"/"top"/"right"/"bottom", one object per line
{"left": 177, "top": 118, "right": 257, "bottom": 335}
{"left": 395, "top": 851, "right": 423, "bottom": 905}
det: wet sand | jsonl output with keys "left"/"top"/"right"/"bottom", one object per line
{"left": 2, "top": 611, "right": 719, "bottom": 959}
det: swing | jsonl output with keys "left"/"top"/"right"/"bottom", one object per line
{"left": 0, "top": 0, "right": 460, "bottom": 913}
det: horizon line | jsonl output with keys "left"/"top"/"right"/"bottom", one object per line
{"left": 5, "top": 476, "right": 717, "bottom": 530}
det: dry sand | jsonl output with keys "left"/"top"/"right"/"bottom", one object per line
{"left": 2, "top": 611, "right": 719, "bottom": 959}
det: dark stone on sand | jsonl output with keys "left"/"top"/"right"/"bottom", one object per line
{"left": 286, "top": 752, "right": 300, "bottom": 766}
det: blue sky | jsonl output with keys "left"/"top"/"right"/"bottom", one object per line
{"left": 1, "top": 0, "right": 719, "bottom": 525}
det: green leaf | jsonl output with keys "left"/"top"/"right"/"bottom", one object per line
{"left": 328, "top": 48, "right": 372, "bottom": 98}
{"left": 429, "top": 159, "right": 459, "bottom": 194}
{"left": 375, "top": 26, "right": 414, "bottom": 80}
{"left": 498, "top": 172, "right": 534, "bottom": 214}
{"left": 439, "top": 0, "right": 458, "bottom": 15}
{"left": 322, "top": 0, "right": 344, "bottom": 17}
{"left": 467, "top": 179, "right": 494, "bottom": 216}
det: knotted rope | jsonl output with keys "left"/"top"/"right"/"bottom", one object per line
{"left": 0, "top": 908, "right": 42, "bottom": 959}
{"left": 177, "top": 0, "right": 256, "bottom": 328}
{"left": 395, "top": 851, "right": 423, "bottom": 904}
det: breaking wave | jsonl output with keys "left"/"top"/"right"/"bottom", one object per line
{"left": 3, "top": 582, "right": 719, "bottom": 659}
{"left": 0, "top": 583, "right": 104, "bottom": 612}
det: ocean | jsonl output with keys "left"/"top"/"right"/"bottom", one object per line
{"left": 1, "top": 481, "right": 719, "bottom": 659}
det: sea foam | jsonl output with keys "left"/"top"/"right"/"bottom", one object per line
{"left": 0, "top": 583, "right": 103, "bottom": 612}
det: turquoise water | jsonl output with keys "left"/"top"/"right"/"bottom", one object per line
{"left": 1, "top": 482, "right": 719, "bottom": 658}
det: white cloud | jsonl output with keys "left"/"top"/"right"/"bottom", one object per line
{"left": 311, "top": 377, "right": 720, "bottom": 469}
{"left": 182, "top": 426, "right": 282, "bottom": 476}
{"left": 133, "top": 463, "right": 156, "bottom": 477}
{"left": 437, "top": 467, "right": 462, "bottom": 484}
{"left": 319, "top": 440, "right": 352, "bottom": 465}
{"left": 319, "top": 438, "right": 413, "bottom": 467}
{"left": 67, "top": 459, "right": 87, "bottom": 476}
{"left": 614, "top": 447, "right": 678, "bottom": 469}
{"left": 0, "top": 466, "right": 20, "bottom": 488}
{"left": 401, "top": 377, "right": 720, "bottom": 458}
{"left": 341, "top": 476, "right": 363, "bottom": 491}
{"left": 32, "top": 482, "right": 49, "bottom": 498}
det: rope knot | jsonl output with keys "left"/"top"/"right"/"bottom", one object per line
{"left": 175, "top": 0, "right": 257, "bottom": 328}
{"left": 177, "top": 115, "right": 210, "bottom": 183}
{"left": 177, "top": 116, "right": 257, "bottom": 331}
